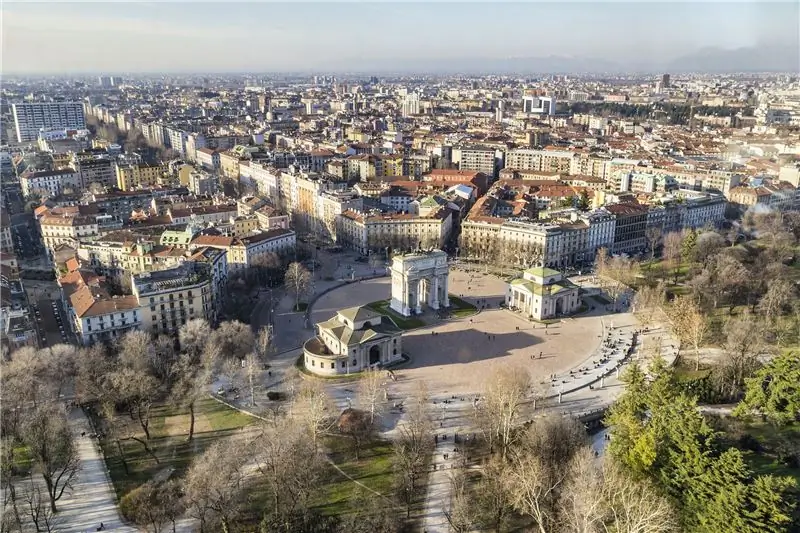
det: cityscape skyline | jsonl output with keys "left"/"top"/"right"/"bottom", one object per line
{"left": 3, "top": 1, "right": 799, "bottom": 74}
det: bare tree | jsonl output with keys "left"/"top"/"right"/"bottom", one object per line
{"left": 559, "top": 448, "right": 606, "bottom": 533}
{"left": 475, "top": 365, "right": 531, "bottom": 460}
{"left": 505, "top": 450, "right": 562, "bottom": 533}
{"left": 632, "top": 282, "right": 666, "bottom": 328}
{"left": 179, "top": 318, "right": 212, "bottom": 360}
{"left": 668, "top": 296, "right": 709, "bottom": 370}
{"left": 119, "top": 480, "right": 170, "bottom": 533}
{"left": 1, "top": 437, "right": 24, "bottom": 532}
{"left": 645, "top": 226, "right": 662, "bottom": 260}
{"left": 254, "top": 325, "right": 275, "bottom": 362}
{"left": 603, "top": 461, "right": 678, "bottom": 533}
{"left": 22, "top": 475, "right": 60, "bottom": 533}
{"left": 758, "top": 278, "right": 795, "bottom": 323}
{"left": 294, "top": 379, "right": 334, "bottom": 448}
{"left": 357, "top": 368, "right": 387, "bottom": 424}
{"left": 74, "top": 344, "right": 114, "bottom": 406}
{"left": 106, "top": 365, "right": 159, "bottom": 440}
{"left": 20, "top": 403, "right": 80, "bottom": 513}
{"left": 152, "top": 334, "right": 179, "bottom": 386}
{"left": 337, "top": 408, "right": 374, "bottom": 460}
{"left": 715, "top": 312, "right": 770, "bottom": 401}
{"left": 117, "top": 329, "right": 152, "bottom": 372}
{"left": 695, "top": 231, "right": 726, "bottom": 263}
{"left": 184, "top": 440, "right": 248, "bottom": 533}
{"left": 444, "top": 465, "right": 477, "bottom": 533}
{"left": 393, "top": 383, "right": 434, "bottom": 518}
{"left": 662, "top": 231, "right": 683, "bottom": 283}
{"left": 285, "top": 261, "right": 311, "bottom": 311}
{"left": 170, "top": 353, "right": 213, "bottom": 442}
{"left": 473, "top": 457, "right": 515, "bottom": 532}
{"left": 252, "top": 416, "right": 327, "bottom": 520}
{"left": 209, "top": 320, "right": 255, "bottom": 361}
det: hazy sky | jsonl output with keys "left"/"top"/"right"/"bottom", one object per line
{"left": 2, "top": 1, "right": 798, "bottom": 73}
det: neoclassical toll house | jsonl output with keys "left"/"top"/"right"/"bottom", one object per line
{"left": 304, "top": 305, "right": 402, "bottom": 376}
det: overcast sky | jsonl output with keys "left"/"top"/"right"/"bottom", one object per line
{"left": 2, "top": 1, "right": 798, "bottom": 73}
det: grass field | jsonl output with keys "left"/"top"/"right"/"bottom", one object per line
{"left": 448, "top": 295, "right": 478, "bottom": 318}
{"left": 716, "top": 418, "right": 800, "bottom": 485}
{"left": 366, "top": 300, "right": 426, "bottom": 329}
{"left": 312, "top": 436, "right": 396, "bottom": 517}
{"left": 236, "top": 435, "right": 398, "bottom": 525}
{"left": 94, "top": 396, "right": 256, "bottom": 499}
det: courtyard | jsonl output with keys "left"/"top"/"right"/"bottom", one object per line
{"left": 309, "top": 269, "right": 605, "bottom": 394}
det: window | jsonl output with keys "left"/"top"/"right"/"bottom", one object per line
{"left": 352, "top": 359, "right": 357, "bottom": 366}
{"left": 311, "top": 359, "right": 315, "bottom": 366}
{"left": 341, "top": 361, "right": 345, "bottom": 368}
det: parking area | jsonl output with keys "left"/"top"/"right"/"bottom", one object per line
{"left": 34, "top": 298, "right": 73, "bottom": 347}
{"left": 11, "top": 213, "right": 46, "bottom": 260}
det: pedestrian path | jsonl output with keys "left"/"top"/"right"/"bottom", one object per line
{"left": 421, "top": 396, "right": 473, "bottom": 533}
{"left": 56, "top": 408, "right": 135, "bottom": 533}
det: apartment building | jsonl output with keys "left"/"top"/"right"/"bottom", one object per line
{"left": 219, "top": 150, "right": 245, "bottom": 180}
{"left": 188, "top": 170, "right": 219, "bottom": 196}
{"left": 250, "top": 163, "right": 281, "bottom": 199}
{"left": 196, "top": 148, "right": 221, "bottom": 171}
{"left": 59, "top": 269, "right": 142, "bottom": 345}
{"left": 168, "top": 204, "right": 238, "bottom": 225}
{"left": 190, "top": 228, "right": 295, "bottom": 271}
{"left": 456, "top": 146, "right": 499, "bottom": 176}
{"left": 728, "top": 186, "right": 773, "bottom": 212}
{"left": 132, "top": 262, "right": 219, "bottom": 335}
{"left": 347, "top": 154, "right": 381, "bottom": 181}
{"left": 71, "top": 153, "right": 116, "bottom": 189}
{"left": 89, "top": 190, "right": 156, "bottom": 223}
{"left": 606, "top": 203, "right": 648, "bottom": 255}
{"left": 78, "top": 237, "right": 185, "bottom": 280}
{"left": 318, "top": 191, "right": 363, "bottom": 243}
{"left": 12, "top": 102, "right": 85, "bottom": 142}
{"left": 337, "top": 208, "right": 453, "bottom": 255}
{"left": 20, "top": 168, "right": 80, "bottom": 198}
{"left": 403, "top": 154, "right": 433, "bottom": 178}
{"left": 116, "top": 163, "right": 167, "bottom": 191}
{"left": 570, "top": 154, "right": 610, "bottom": 179}
{"left": 40, "top": 213, "right": 99, "bottom": 252}
{"left": 1, "top": 212, "right": 12, "bottom": 252}
{"left": 504, "top": 149, "right": 574, "bottom": 174}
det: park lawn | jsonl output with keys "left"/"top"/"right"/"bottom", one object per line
{"left": 312, "top": 436, "right": 396, "bottom": 517}
{"left": 236, "top": 436, "right": 398, "bottom": 526}
{"left": 448, "top": 295, "right": 478, "bottom": 318}
{"left": 97, "top": 396, "right": 257, "bottom": 499}
{"left": 726, "top": 420, "right": 800, "bottom": 485}
{"left": 10, "top": 444, "right": 33, "bottom": 475}
{"left": 366, "top": 300, "right": 426, "bottom": 329}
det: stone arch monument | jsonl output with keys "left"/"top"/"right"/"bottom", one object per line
{"left": 389, "top": 250, "right": 450, "bottom": 317}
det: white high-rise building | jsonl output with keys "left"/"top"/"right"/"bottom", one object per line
{"left": 12, "top": 102, "right": 86, "bottom": 143}
{"left": 402, "top": 93, "right": 420, "bottom": 117}
{"left": 522, "top": 96, "right": 556, "bottom": 116}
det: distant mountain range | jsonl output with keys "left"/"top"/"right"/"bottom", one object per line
{"left": 333, "top": 44, "right": 799, "bottom": 75}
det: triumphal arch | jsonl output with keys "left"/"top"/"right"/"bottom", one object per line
{"left": 389, "top": 250, "right": 450, "bottom": 316}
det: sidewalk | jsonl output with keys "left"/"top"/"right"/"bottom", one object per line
{"left": 56, "top": 408, "right": 135, "bottom": 533}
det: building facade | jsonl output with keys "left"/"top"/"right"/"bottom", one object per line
{"left": 12, "top": 102, "right": 86, "bottom": 142}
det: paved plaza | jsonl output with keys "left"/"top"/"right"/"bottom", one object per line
{"left": 306, "top": 269, "right": 604, "bottom": 394}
